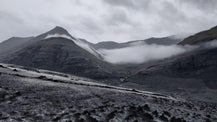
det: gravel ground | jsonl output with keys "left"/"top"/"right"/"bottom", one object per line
{"left": 0, "top": 64, "right": 216, "bottom": 122}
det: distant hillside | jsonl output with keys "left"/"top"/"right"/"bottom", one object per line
{"left": 179, "top": 26, "right": 217, "bottom": 45}
{"left": 93, "top": 41, "right": 124, "bottom": 49}
{"left": 125, "top": 37, "right": 180, "bottom": 46}
{"left": 94, "top": 37, "right": 181, "bottom": 50}
{"left": 117, "top": 25, "right": 217, "bottom": 97}
{"left": 125, "top": 47, "right": 217, "bottom": 90}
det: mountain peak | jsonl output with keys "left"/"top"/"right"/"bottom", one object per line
{"left": 54, "top": 26, "right": 66, "bottom": 30}
{"left": 30, "top": 26, "right": 76, "bottom": 42}
{"left": 48, "top": 26, "right": 69, "bottom": 35}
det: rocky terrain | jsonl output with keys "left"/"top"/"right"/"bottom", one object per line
{"left": 0, "top": 63, "right": 217, "bottom": 122}
{"left": 1, "top": 25, "right": 217, "bottom": 121}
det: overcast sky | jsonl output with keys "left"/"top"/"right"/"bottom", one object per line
{"left": 0, "top": 0, "right": 217, "bottom": 43}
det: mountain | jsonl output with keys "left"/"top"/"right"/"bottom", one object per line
{"left": 1, "top": 26, "right": 217, "bottom": 93}
{"left": 1, "top": 26, "right": 217, "bottom": 122}
{"left": 0, "top": 37, "right": 34, "bottom": 57}
{"left": 0, "top": 63, "right": 216, "bottom": 122}
{"left": 179, "top": 26, "right": 217, "bottom": 45}
{"left": 0, "top": 26, "right": 75, "bottom": 58}
{"left": 118, "top": 46, "right": 217, "bottom": 103}
{"left": 118, "top": 26, "right": 217, "bottom": 102}
{"left": 94, "top": 37, "right": 181, "bottom": 50}
{"left": 125, "top": 37, "right": 180, "bottom": 46}
{"left": 0, "top": 27, "right": 122, "bottom": 80}
{"left": 125, "top": 47, "right": 217, "bottom": 88}
{"left": 31, "top": 26, "right": 77, "bottom": 42}
{"left": 93, "top": 41, "right": 125, "bottom": 50}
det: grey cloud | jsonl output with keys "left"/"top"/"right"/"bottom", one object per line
{"left": 103, "top": 0, "right": 151, "bottom": 11}
{"left": 0, "top": 11, "right": 23, "bottom": 24}
{"left": 99, "top": 40, "right": 217, "bottom": 64}
{"left": 0, "top": 0, "right": 217, "bottom": 43}
{"left": 179, "top": 0, "right": 217, "bottom": 12}
{"left": 104, "top": 8, "right": 133, "bottom": 26}
{"left": 103, "top": 0, "right": 136, "bottom": 8}
{"left": 73, "top": 16, "right": 104, "bottom": 34}
{"left": 0, "top": 11, "right": 28, "bottom": 40}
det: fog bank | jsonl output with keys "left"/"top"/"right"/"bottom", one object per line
{"left": 99, "top": 44, "right": 195, "bottom": 64}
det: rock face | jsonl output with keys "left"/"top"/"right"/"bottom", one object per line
{"left": 179, "top": 26, "right": 217, "bottom": 45}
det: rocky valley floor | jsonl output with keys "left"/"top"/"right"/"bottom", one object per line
{"left": 0, "top": 63, "right": 217, "bottom": 122}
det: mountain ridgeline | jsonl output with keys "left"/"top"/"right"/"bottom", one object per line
{"left": 0, "top": 26, "right": 181, "bottom": 80}
{"left": 94, "top": 37, "right": 180, "bottom": 50}
{"left": 178, "top": 26, "right": 217, "bottom": 45}
{"left": 0, "top": 27, "right": 121, "bottom": 79}
{"left": 1, "top": 25, "right": 217, "bottom": 96}
{"left": 123, "top": 25, "right": 217, "bottom": 94}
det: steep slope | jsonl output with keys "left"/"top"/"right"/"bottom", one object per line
{"left": 126, "top": 47, "right": 217, "bottom": 87}
{"left": 0, "top": 27, "right": 124, "bottom": 80}
{"left": 34, "top": 26, "right": 102, "bottom": 59}
{"left": 31, "top": 26, "right": 77, "bottom": 42}
{"left": 0, "top": 37, "right": 34, "bottom": 57}
{"left": 0, "top": 26, "right": 74, "bottom": 60}
{"left": 179, "top": 26, "right": 217, "bottom": 45}
{"left": 1, "top": 37, "right": 119, "bottom": 79}
{"left": 0, "top": 63, "right": 216, "bottom": 121}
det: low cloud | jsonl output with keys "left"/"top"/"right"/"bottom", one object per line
{"left": 199, "top": 40, "right": 217, "bottom": 49}
{"left": 99, "top": 44, "right": 194, "bottom": 64}
{"left": 98, "top": 40, "right": 217, "bottom": 64}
